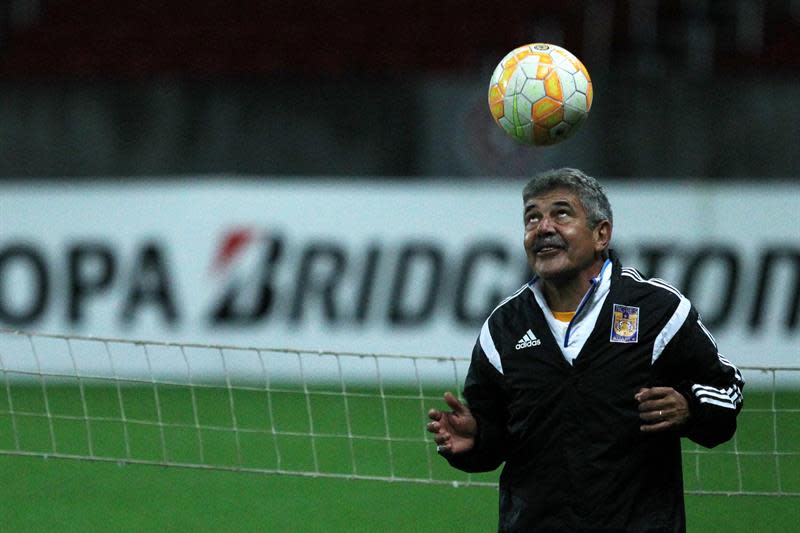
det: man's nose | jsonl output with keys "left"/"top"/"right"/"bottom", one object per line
{"left": 537, "top": 215, "right": 556, "bottom": 234}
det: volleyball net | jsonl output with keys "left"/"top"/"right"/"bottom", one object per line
{"left": 0, "top": 329, "right": 797, "bottom": 496}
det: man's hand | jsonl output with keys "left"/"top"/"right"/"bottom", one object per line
{"left": 426, "top": 392, "right": 477, "bottom": 455}
{"left": 636, "top": 387, "right": 690, "bottom": 433}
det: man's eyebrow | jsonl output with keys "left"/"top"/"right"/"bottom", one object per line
{"left": 525, "top": 199, "right": 573, "bottom": 210}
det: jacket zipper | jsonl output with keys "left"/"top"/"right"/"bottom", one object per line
{"left": 563, "top": 259, "right": 611, "bottom": 347}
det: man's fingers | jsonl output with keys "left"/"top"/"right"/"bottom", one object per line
{"left": 638, "top": 389, "right": 690, "bottom": 431}
{"left": 443, "top": 391, "right": 465, "bottom": 413}
{"left": 638, "top": 389, "right": 685, "bottom": 412}
{"left": 635, "top": 387, "right": 672, "bottom": 402}
{"left": 436, "top": 442, "right": 454, "bottom": 455}
{"left": 640, "top": 420, "right": 672, "bottom": 433}
{"left": 639, "top": 408, "right": 669, "bottom": 423}
{"left": 427, "top": 393, "right": 476, "bottom": 455}
{"left": 637, "top": 399, "right": 670, "bottom": 413}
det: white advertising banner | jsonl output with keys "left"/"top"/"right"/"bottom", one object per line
{"left": 1, "top": 178, "right": 798, "bottom": 369}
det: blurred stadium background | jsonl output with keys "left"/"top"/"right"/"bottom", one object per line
{"left": 1, "top": 1, "right": 799, "bottom": 531}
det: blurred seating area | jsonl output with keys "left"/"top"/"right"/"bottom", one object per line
{"left": 0, "top": 0, "right": 798, "bottom": 178}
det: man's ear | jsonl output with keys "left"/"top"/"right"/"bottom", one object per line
{"left": 594, "top": 220, "right": 612, "bottom": 252}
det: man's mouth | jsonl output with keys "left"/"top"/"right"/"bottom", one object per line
{"left": 533, "top": 241, "right": 566, "bottom": 254}
{"left": 536, "top": 246, "right": 563, "bottom": 255}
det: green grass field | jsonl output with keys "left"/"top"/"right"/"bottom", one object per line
{"left": 1, "top": 383, "right": 798, "bottom": 531}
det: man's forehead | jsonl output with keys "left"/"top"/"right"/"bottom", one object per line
{"left": 524, "top": 188, "right": 580, "bottom": 208}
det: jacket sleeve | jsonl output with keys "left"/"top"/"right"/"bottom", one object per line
{"left": 444, "top": 334, "right": 509, "bottom": 473}
{"left": 656, "top": 305, "right": 744, "bottom": 448}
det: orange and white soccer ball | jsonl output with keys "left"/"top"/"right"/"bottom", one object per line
{"left": 488, "top": 43, "right": 593, "bottom": 146}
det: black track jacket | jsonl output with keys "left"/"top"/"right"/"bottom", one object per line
{"left": 446, "top": 253, "right": 744, "bottom": 532}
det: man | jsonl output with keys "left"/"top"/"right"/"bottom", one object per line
{"left": 426, "top": 168, "right": 743, "bottom": 532}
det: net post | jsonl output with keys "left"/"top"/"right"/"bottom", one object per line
{"left": 66, "top": 338, "right": 95, "bottom": 458}
{"left": 105, "top": 340, "right": 132, "bottom": 461}
{"left": 334, "top": 353, "right": 357, "bottom": 477}
{"left": 0, "top": 339, "right": 21, "bottom": 451}
{"left": 141, "top": 344, "right": 168, "bottom": 464}
{"left": 297, "top": 351, "right": 320, "bottom": 475}
{"left": 770, "top": 368, "right": 782, "bottom": 494}
{"left": 28, "top": 335, "right": 57, "bottom": 454}
{"left": 373, "top": 353, "right": 396, "bottom": 480}
{"left": 413, "top": 357, "right": 435, "bottom": 482}
{"left": 179, "top": 345, "right": 205, "bottom": 465}
{"left": 219, "top": 347, "right": 244, "bottom": 468}
{"left": 255, "top": 348, "right": 282, "bottom": 473}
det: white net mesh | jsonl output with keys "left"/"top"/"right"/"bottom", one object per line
{"left": 0, "top": 329, "right": 797, "bottom": 495}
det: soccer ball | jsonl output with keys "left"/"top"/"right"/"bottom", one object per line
{"left": 488, "top": 43, "right": 593, "bottom": 146}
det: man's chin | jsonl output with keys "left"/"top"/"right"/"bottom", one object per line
{"left": 536, "top": 270, "right": 572, "bottom": 284}
{"left": 529, "top": 254, "right": 605, "bottom": 285}
{"left": 531, "top": 260, "right": 571, "bottom": 282}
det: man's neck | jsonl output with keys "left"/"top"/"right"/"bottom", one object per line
{"left": 538, "top": 258, "right": 606, "bottom": 312}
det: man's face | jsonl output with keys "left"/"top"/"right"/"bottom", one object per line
{"left": 523, "top": 188, "right": 608, "bottom": 282}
